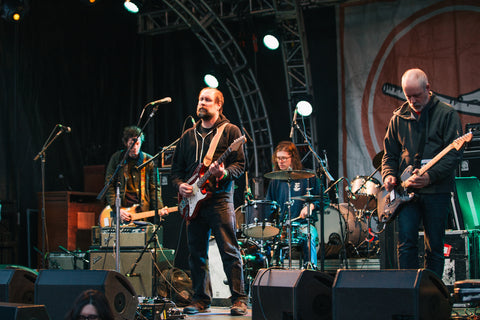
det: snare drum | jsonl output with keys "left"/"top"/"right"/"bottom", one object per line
{"left": 349, "top": 176, "right": 381, "bottom": 211}
{"left": 243, "top": 200, "right": 279, "bottom": 239}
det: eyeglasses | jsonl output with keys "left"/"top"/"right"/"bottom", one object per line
{"left": 78, "top": 315, "right": 99, "bottom": 320}
{"left": 277, "top": 156, "right": 291, "bottom": 162}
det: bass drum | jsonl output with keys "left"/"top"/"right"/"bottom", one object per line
{"left": 314, "top": 204, "right": 348, "bottom": 246}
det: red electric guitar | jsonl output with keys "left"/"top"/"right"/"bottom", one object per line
{"left": 178, "top": 135, "right": 246, "bottom": 221}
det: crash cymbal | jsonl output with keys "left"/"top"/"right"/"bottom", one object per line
{"left": 264, "top": 169, "right": 315, "bottom": 181}
{"left": 372, "top": 150, "right": 384, "bottom": 169}
{"left": 292, "top": 194, "right": 323, "bottom": 202}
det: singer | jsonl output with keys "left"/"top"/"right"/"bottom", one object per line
{"left": 170, "top": 87, "right": 248, "bottom": 316}
{"left": 104, "top": 126, "right": 169, "bottom": 223}
{"left": 266, "top": 141, "right": 325, "bottom": 267}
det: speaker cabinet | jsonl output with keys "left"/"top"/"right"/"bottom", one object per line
{"left": 35, "top": 269, "right": 137, "bottom": 320}
{"left": 332, "top": 269, "right": 452, "bottom": 320}
{"left": 90, "top": 248, "right": 175, "bottom": 297}
{"left": 252, "top": 268, "right": 333, "bottom": 320}
{"left": 0, "top": 269, "right": 37, "bottom": 304}
{"left": 0, "top": 302, "right": 50, "bottom": 320}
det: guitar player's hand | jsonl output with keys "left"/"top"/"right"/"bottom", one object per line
{"left": 384, "top": 175, "right": 397, "bottom": 192}
{"left": 404, "top": 169, "right": 430, "bottom": 189}
{"left": 209, "top": 161, "right": 225, "bottom": 179}
{"left": 120, "top": 208, "right": 131, "bottom": 222}
{"left": 179, "top": 182, "right": 193, "bottom": 197}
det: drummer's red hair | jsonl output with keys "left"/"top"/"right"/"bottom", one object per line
{"left": 272, "top": 141, "right": 303, "bottom": 171}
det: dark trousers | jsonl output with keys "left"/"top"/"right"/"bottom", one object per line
{"left": 186, "top": 199, "right": 246, "bottom": 305}
{"left": 397, "top": 193, "right": 450, "bottom": 277}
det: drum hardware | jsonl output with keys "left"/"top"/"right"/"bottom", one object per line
{"left": 265, "top": 170, "right": 317, "bottom": 269}
{"left": 291, "top": 190, "right": 317, "bottom": 269}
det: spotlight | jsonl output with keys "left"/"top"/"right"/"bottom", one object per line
{"left": 296, "top": 100, "right": 313, "bottom": 117}
{"left": 204, "top": 74, "right": 219, "bottom": 88}
{"left": 263, "top": 34, "right": 279, "bottom": 50}
{"left": 124, "top": 0, "right": 142, "bottom": 13}
{"left": 1, "top": 0, "right": 29, "bottom": 22}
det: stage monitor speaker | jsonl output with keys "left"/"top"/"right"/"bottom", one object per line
{"left": 34, "top": 269, "right": 137, "bottom": 320}
{"left": 0, "top": 302, "right": 50, "bottom": 320}
{"left": 0, "top": 269, "right": 37, "bottom": 304}
{"left": 251, "top": 268, "right": 333, "bottom": 320}
{"left": 332, "top": 269, "right": 452, "bottom": 320}
{"left": 455, "top": 176, "right": 480, "bottom": 230}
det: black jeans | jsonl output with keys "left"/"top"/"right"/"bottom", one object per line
{"left": 186, "top": 199, "right": 247, "bottom": 305}
{"left": 397, "top": 193, "right": 450, "bottom": 277}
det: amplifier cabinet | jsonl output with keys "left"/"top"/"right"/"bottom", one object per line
{"left": 419, "top": 230, "right": 480, "bottom": 291}
{"left": 99, "top": 225, "right": 163, "bottom": 248}
{"left": 90, "top": 248, "right": 175, "bottom": 297}
{"left": 48, "top": 252, "right": 89, "bottom": 270}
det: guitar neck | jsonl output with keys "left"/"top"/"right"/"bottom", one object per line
{"left": 131, "top": 206, "right": 178, "bottom": 221}
{"left": 418, "top": 145, "right": 454, "bottom": 176}
{"left": 197, "top": 146, "right": 232, "bottom": 187}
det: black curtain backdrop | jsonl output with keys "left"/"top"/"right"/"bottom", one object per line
{"left": 0, "top": 0, "right": 337, "bottom": 266}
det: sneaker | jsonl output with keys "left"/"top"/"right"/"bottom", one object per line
{"left": 230, "top": 300, "right": 247, "bottom": 316}
{"left": 183, "top": 301, "right": 210, "bottom": 314}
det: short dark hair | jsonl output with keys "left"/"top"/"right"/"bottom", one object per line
{"left": 64, "top": 289, "right": 114, "bottom": 320}
{"left": 122, "top": 126, "right": 144, "bottom": 145}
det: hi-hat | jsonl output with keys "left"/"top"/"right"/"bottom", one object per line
{"left": 292, "top": 194, "right": 323, "bottom": 202}
{"left": 264, "top": 170, "right": 315, "bottom": 181}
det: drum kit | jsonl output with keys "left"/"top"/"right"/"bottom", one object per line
{"left": 235, "top": 152, "right": 384, "bottom": 278}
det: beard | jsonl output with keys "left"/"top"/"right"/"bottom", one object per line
{"left": 197, "top": 108, "right": 214, "bottom": 121}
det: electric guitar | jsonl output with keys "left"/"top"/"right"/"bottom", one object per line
{"left": 178, "top": 135, "right": 246, "bottom": 221}
{"left": 377, "top": 132, "right": 472, "bottom": 225}
{"left": 98, "top": 204, "right": 178, "bottom": 227}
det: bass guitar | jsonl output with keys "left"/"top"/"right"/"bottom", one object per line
{"left": 377, "top": 132, "right": 472, "bottom": 225}
{"left": 178, "top": 135, "right": 246, "bottom": 221}
{"left": 98, "top": 204, "right": 178, "bottom": 227}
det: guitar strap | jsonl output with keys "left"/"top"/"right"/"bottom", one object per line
{"left": 203, "top": 123, "right": 228, "bottom": 167}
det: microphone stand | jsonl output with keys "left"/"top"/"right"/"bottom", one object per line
{"left": 136, "top": 138, "right": 179, "bottom": 297}
{"left": 291, "top": 120, "right": 333, "bottom": 272}
{"left": 97, "top": 103, "right": 162, "bottom": 272}
{"left": 33, "top": 125, "right": 69, "bottom": 268}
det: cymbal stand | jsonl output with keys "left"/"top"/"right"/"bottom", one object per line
{"left": 286, "top": 178, "right": 293, "bottom": 269}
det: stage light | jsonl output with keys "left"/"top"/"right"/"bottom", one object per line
{"left": 124, "top": 0, "right": 142, "bottom": 13}
{"left": 204, "top": 74, "right": 219, "bottom": 88}
{"left": 296, "top": 100, "right": 312, "bottom": 117}
{"left": 1, "top": 0, "right": 29, "bottom": 22}
{"left": 263, "top": 34, "right": 279, "bottom": 50}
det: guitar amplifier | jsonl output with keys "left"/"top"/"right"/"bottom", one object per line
{"left": 99, "top": 225, "right": 163, "bottom": 248}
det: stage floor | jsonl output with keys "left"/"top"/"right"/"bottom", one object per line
{"left": 179, "top": 306, "right": 252, "bottom": 319}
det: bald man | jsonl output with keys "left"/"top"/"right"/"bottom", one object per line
{"left": 381, "top": 68, "right": 462, "bottom": 277}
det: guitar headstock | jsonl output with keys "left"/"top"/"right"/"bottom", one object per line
{"left": 453, "top": 132, "right": 473, "bottom": 150}
{"left": 230, "top": 135, "right": 247, "bottom": 151}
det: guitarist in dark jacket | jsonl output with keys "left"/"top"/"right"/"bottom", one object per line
{"left": 381, "top": 68, "right": 462, "bottom": 277}
{"left": 105, "top": 126, "right": 168, "bottom": 223}
{"left": 170, "top": 87, "right": 248, "bottom": 316}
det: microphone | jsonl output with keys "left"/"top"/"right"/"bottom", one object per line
{"left": 148, "top": 97, "right": 172, "bottom": 106}
{"left": 289, "top": 108, "right": 298, "bottom": 138}
{"left": 58, "top": 124, "right": 71, "bottom": 133}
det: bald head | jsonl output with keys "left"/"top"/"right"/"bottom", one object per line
{"left": 401, "top": 68, "right": 431, "bottom": 112}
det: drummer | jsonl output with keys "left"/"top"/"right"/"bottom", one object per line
{"left": 266, "top": 141, "right": 322, "bottom": 267}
